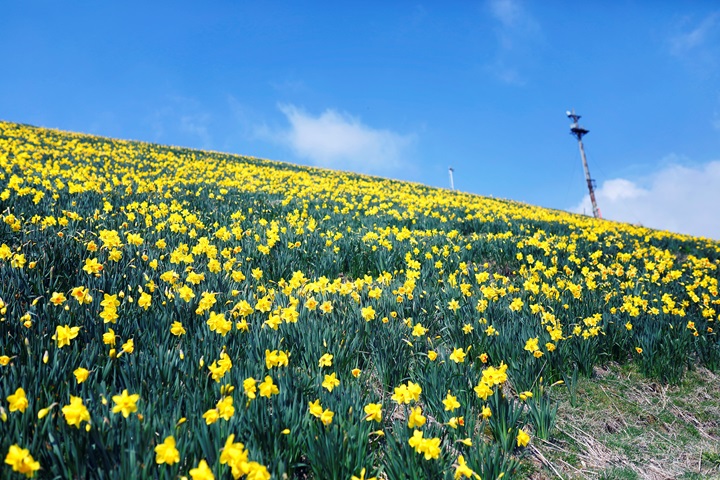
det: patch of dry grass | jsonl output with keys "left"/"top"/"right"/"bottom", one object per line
{"left": 528, "top": 363, "right": 720, "bottom": 480}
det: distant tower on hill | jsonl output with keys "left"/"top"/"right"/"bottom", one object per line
{"left": 566, "top": 110, "right": 602, "bottom": 219}
{"left": 448, "top": 167, "right": 455, "bottom": 190}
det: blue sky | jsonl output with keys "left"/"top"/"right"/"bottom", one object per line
{"left": 2, "top": 1, "right": 720, "bottom": 239}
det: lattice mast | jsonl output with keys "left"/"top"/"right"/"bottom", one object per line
{"left": 567, "top": 110, "right": 601, "bottom": 219}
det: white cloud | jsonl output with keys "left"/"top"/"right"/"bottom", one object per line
{"left": 571, "top": 160, "right": 720, "bottom": 240}
{"left": 261, "top": 104, "right": 416, "bottom": 175}
{"left": 669, "top": 13, "right": 719, "bottom": 55}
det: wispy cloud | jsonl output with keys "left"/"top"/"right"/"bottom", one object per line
{"left": 485, "top": 0, "right": 541, "bottom": 85}
{"left": 487, "top": 61, "right": 525, "bottom": 86}
{"left": 179, "top": 113, "right": 211, "bottom": 147}
{"left": 669, "top": 13, "right": 719, "bottom": 55}
{"left": 269, "top": 79, "right": 307, "bottom": 95}
{"left": 489, "top": 0, "right": 530, "bottom": 30}
{"left": 145, "top": 96, "right": 213, "bottom": 149}
{"left": 259, "top": 104, "right": 416, "bottom": 175}
{"left": 668, "top": 12, "right": 720, "bottom": 78}
{"left": 571, "top": 159, "right": 720, "bottom": 240}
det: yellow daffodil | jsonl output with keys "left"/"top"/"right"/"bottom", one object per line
{"left": 517, "top": 428, "right": 530, "bottom": 447}
{"left": 351, "top": 468, "right": 378, "bottom": 480}
{"left": 189, "top": 459, "right": 215, "bottom": 480}
{"left": 4, "top": 444, "right": 41, "bottom": 478}
{"left": 407, "top": 406, "right": 426, "bottom": 428}
{"left": 449, "top": 347, "right": 467, "bottom": 363}
{"left": 7, "top": 387, "right": 29, "bottom": 413}
{"left": 49, "top": 292, "right": 66, "bottom": 305}
{"left": 170, "top": 321, "right": 186, "bottom": 336}
{"left": 443, "top": 392, "right": 461, "bottom": 411}
{"left": 53, "top": 325, "right": 80, "bottom": 348}
{"left": 111, "top": 390, "right": 140, "bottom": 418}
{"left": 454, "top": 455, "right": 481, "bottom": 479}
{"left": 154, "top": 436, "right": 180, "bottom": 465}
{"left": 322, "top": 372, "right": 340, "bottom": 392}
{"left": 364, "top": 403, "right": 382, "bottom": 422}
{"left": 62, "top": 396, "right": 90, "bottom": 428}
{"left": 320, "top": 408, "right": 334, "bottom": 426}
{"left": 243, "top": 378, "right": 257, "bottom": 399}
{"left": 258, "top": 376, "right": 278, "bottom": 398}
{"left": 121, "top": 338, "right": 134, "bottom": 354}
{"left": 73, "top": 367, "right": 90, "bottom": 384}
{"left": 318, "top": 353, "right": 333, "bottom": 367}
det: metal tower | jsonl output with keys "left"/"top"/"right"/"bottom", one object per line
{"left": 567, "top": 110, "right": 601, "bottom": 219}
{"left": 448, "top": 167, "right": 455, "bottom": 190}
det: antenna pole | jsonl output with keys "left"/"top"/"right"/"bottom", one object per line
{"left": 448, "top": 167, "right": 455, "bottom": 190}
{"left": 567, "top": 110, "right": 601, "bottom": 219}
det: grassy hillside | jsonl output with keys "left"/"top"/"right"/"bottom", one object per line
{"left": 1, "top": 120, "right": 719, "bottom": 479}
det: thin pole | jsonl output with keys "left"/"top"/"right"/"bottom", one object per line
{"left": 448, "top": 167, "right": 455, "bottom": 190}
{"left": 567, "top": 110, "right": 601, "bottom": 219}
{"left": 577, "top": 136, "right": 601, "bottom": 218}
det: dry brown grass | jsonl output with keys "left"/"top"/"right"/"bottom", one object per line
{"left": 528, "top": 363, "right": 720, "bottom": 480}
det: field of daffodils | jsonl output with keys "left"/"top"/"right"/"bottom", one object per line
{"left": 1, "top": 120, "right": 718, "bottom": 479}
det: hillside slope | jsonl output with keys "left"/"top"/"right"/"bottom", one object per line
{"left": 1, "top": 120, "right": 719, "bottom": 479}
